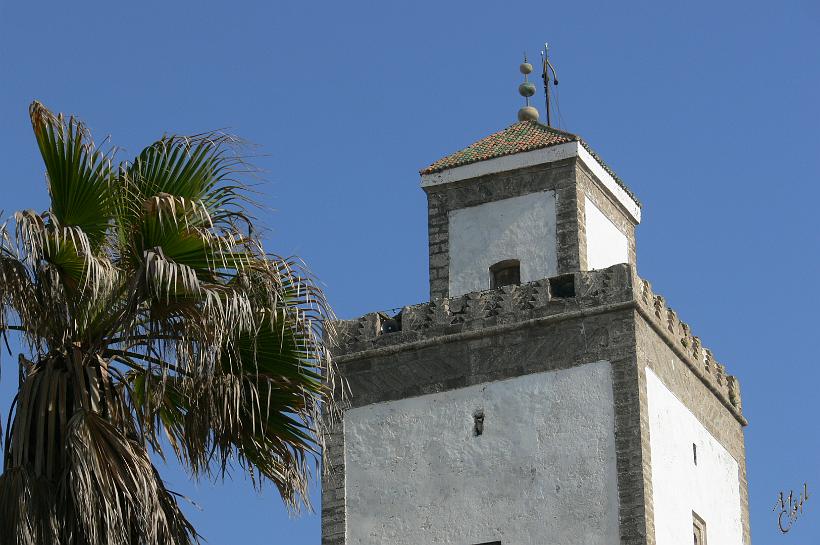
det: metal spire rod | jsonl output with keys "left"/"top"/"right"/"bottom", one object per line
{"left": 541, "top": 43, "right": 559, "bottom": 127}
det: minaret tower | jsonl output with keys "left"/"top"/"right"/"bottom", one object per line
{"left": 323, "top": 55, "right": 750, "bottom": 545}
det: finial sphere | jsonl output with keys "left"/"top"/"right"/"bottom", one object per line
{"left": 517, "top": 106, "right": 539, "bottom": 122}
{"left": 520, "top": 62, "right": 533, "bottom": 75}
{"left": 518, "top": 82, "right": 536, "bottom": 98}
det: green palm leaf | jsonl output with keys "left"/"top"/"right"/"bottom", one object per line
{"left": 29, "top": 102, "right": 113, "bottom": 250}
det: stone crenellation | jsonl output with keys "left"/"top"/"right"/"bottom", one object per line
{"left": 331, "top": 264, "right": 632, "bottom": 354}
{"left": 636, "top": 277, "right": 744, "bottom": 420}
{"left": 330, "top": 263, "right": 744, "bottom": 423}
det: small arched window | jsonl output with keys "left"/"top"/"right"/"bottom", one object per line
{"left": 489, "top": 259, "right": 520, "bottom": 289}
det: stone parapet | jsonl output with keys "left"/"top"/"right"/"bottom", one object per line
{"left": 332, "top": 263, "right": 635, "bottom": 356}
{"left": 329, "top": 263, "right": 744, "bottom": 424}
{"left": 635, "top": 277, "right": 745, "bottom": 424}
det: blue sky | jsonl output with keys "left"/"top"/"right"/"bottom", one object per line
{"left": 1, "top": 0, "right": 819, "bottom": 543}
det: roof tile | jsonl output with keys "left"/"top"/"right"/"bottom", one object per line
{"left": 420, "top": 121, "right": 577, "bottom": 175}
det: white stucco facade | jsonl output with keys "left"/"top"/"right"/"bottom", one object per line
{"left": 448, "top": 191, "right": 558, "bottom": 297}
{"left": 344, "top": 361, "right": 620, "bottom": 545}
{"left": 584, "top": 196, "right": 629, "bottom": 271}
{"left": 646, "top": 368, "right": 743, "bottom": 545}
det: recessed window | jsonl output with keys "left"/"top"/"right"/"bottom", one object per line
{"left": 693, "top": 512, "right": 707, "bottom": 545}
{"left": 474, "top": 542, "right": 501, "bottom": 545}
{"left": 693, "top": 443, "right": 698, "bottom": 465}
{"left": 549, "top": 273, "right": 576, "bottom": 298}
{"left": 490, "top": 260, "right": 520, "bottom": 289}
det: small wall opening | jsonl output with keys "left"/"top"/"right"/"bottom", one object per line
{"left": 489, "top": 259, "right": 520, "bottom": 289}
{"left": 549, "top": 274, "right": 576, "bottom": 298}
{"left": 379, "top": 312, "right": 402, "bottom": 335}
{"left": 693, "top": 443, "right": 698, "bottom": 465}
{"left": 473, "top": 410, "right": 485, "bottom": 436}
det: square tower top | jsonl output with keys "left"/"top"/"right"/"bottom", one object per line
{"left": 420, "top": 120, "right": 642, "bottom": 300}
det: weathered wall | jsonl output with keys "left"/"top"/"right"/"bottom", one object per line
{"left": 424, "top": 158, "right": 579, "bottom": 300}
{"left": 344, "top": 362, "right": 620, "bottom": 545}
{"left": 324, "top": 265, "right": 651, "bottom": 545}
{"left": 575, "top": 161, "right": 637, "bottom": 271}
{"left": 425, "top": 156, "right": 640, "bottom": 300}
{"left": 646, "top": 368, "right": 742, "bottom": 545}
{"left": 634, "top": 278, "right": 749, "bottom": 545}
{"left": 323, "top": 265, "right": 748, "bottom": 545}
{"left": 448, "top": 191, "right": 558, "bottom": 297}
{"left": 584, "top": 195, "right": 629, "bottom": 270}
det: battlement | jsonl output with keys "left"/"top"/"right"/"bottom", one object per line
{"left": 636, "top": 277, "right": 745, "bottom": 423}
{"left": 331, "top": 264, "right": 634, "bottom": 353}
{"left": 330, "top": 263, "right": 744, "bottom": 424}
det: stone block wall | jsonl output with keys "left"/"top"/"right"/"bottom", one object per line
{"left": 423, "top": 158, "right": 580, "bottom": 300}
{"left": 576, "top": 161, "right": 638, "bottom": 271}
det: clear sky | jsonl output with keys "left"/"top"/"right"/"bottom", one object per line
{"left": 1, "top": 0, "right": 819, "bottom": 543}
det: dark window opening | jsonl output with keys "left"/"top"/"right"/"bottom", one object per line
{"left": 473, "top": 410, "right": 485, "bottom": 437}
{"left": 490, "top": 260, "right": 520, "bottom": 289}
{"left": 474, "top": 542, "right": 501, "bottom": 545}
{"left": 693, "top": 443, "right": 698, "bottom": 465}
{"left": 549, "top": 274, "right": 576, "bottom": 298}
{"left": 379, "top": 312, "right": 402, "bottom": 335}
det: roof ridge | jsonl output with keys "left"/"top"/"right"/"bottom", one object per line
{"left": 529, "top": 121, "right": 579, "bottom": 140}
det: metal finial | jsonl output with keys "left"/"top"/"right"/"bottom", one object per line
{"left": 517, "top": 53, "right": 539, "bottom": 122}
{"left": 541, "top": 42, "right": 560, "bottom": 127}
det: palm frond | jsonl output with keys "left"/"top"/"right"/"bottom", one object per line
{"left": 61, "top": 410, "right": 198, "bottom": 545}
{"left": 0, "top": 101, "right": 341, "bottom": 544}
{"left": 29, "top": 101, "right": 113, "bottom": 250}
{"left": 0, "top": 467, "right": 59, "bottom": 545}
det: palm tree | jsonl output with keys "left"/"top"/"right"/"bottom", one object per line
{"left": 0, "top": 102, "right": 337, "bottom": 545}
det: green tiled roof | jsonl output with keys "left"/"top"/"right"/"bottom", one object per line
{"left": 420, "top": 120, "right": 640, "bottom": 206}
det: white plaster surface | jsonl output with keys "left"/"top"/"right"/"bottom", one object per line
{"left": 344, "top": 361, "right": 620, "bottom": 545}
{"left": 448, "top": 192, "right": 557, "bottom": 297}
{"left": 646, "top": 368, "right": 743, "bottom": 545}
{"left": 584, "top": 196, "right": 629, "bottom": 271}
{"left": 420, "top": 141, "right": 641, "bottom": 223}
{"left": 576, "top": 145, "right": 641, "bottom": 223}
